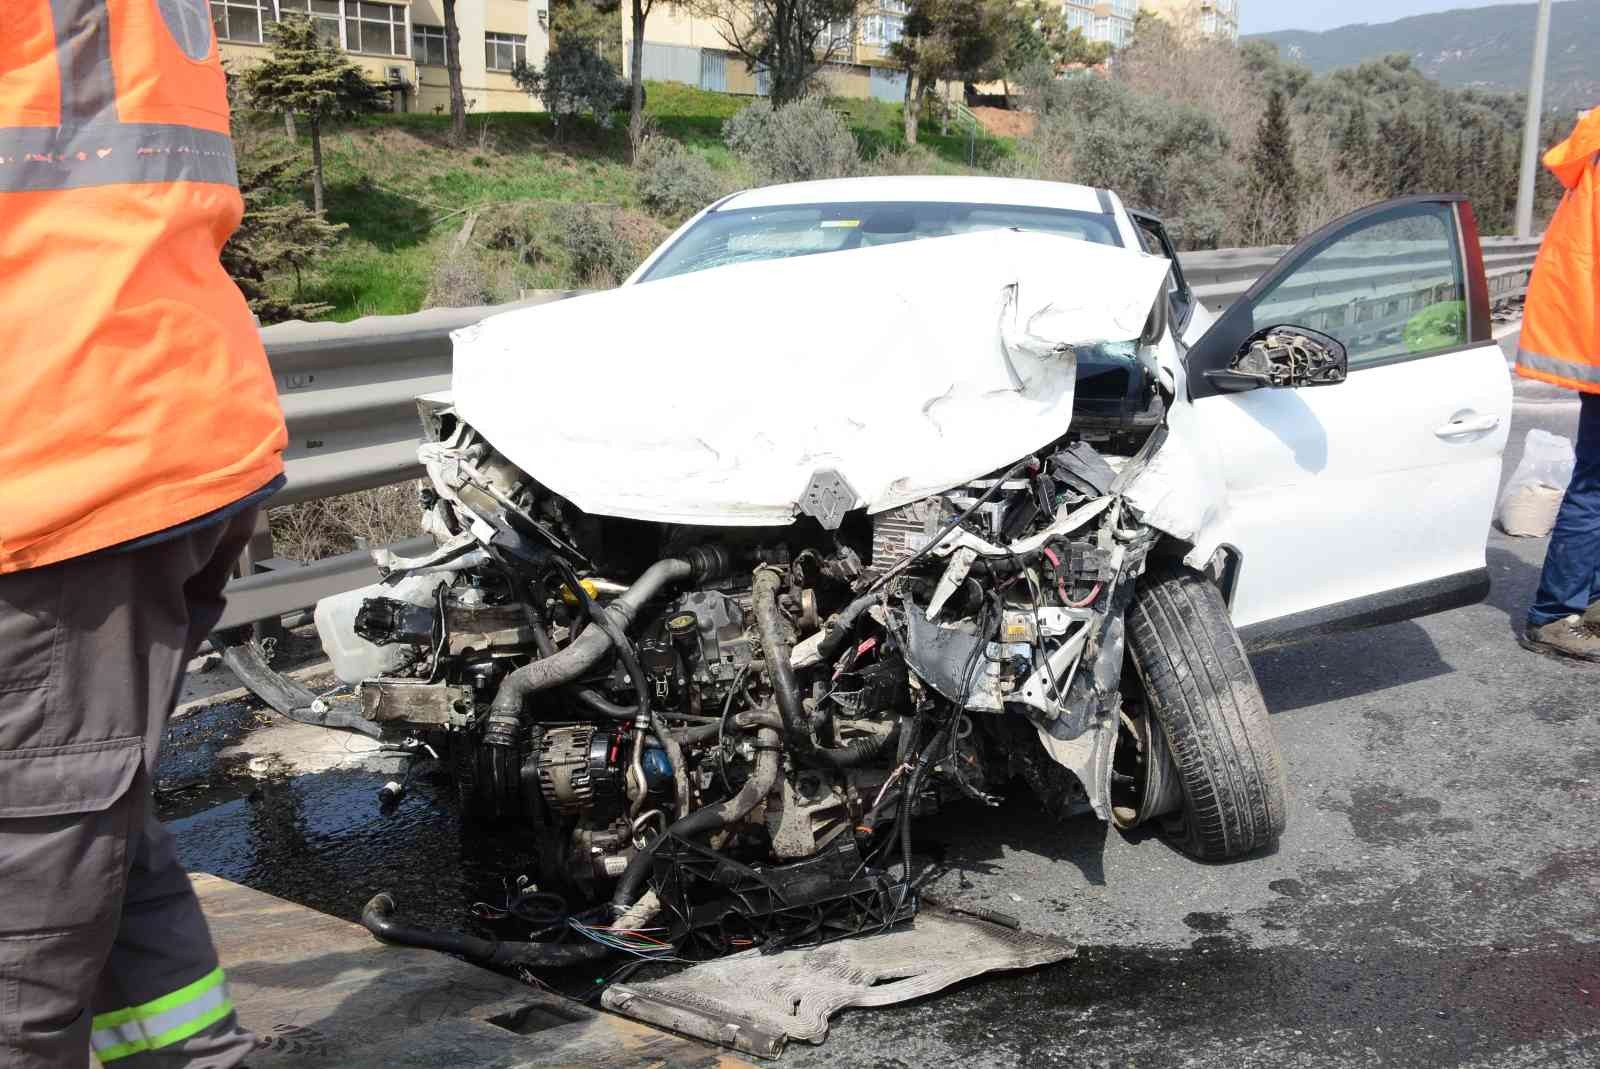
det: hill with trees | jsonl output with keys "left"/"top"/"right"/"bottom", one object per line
{"left": 1252, "top": 1, "right": 1600, "bottom": 116}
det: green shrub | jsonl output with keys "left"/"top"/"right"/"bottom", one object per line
{"left": 559, "top": 204, "right": 634, "bottom": 286}
{"left": 636, "top": 138, "right": 723, "bottom": 221}
{"left": 1403, "top": 300, "right": 1466, "bottom": 353}
{"left": 512, "top": 42, "right": 626, "bottom": 138}
{"left": 425, "top": 251, "right": 494, "bottom": 308}
{"left": 722, "top": 98, "right": 858, "bottom": 185}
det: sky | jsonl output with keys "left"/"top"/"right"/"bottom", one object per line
{"left": 1240, "top": 0, "right": 1534, "bottom": 35}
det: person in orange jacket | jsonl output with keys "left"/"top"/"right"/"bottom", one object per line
{"left": 1517, "top": 107, "right": 1600, "bottom": 661}
{"left": 0, "top": 1, "right": 285, "bottom": 1064}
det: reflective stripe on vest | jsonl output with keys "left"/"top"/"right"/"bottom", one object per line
{"left": 90, "top": 966, "right": 235, "bottom": 1062}
{"left": 0, "top": 123, "right": 237, "bottom": 191}
{"left": 0, "top": 0, "right": 237, "bottom": 193}
{"left": 1518, "top": 347, "right": 1600, "bottom": 387}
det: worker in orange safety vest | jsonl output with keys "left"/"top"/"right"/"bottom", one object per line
{"left": 0, "top": 1, "right": 286, "bottom": 1065}
{"left": 1516, "top": 107, "right": 1600, "bottom": 661}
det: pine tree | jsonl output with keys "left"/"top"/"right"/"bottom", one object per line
{"left": 223, "top": 118, "right": 346, "bottom": 323}
{"left": 1450, "top": 128, "right": 1470, "bottom": 196}
{"left": 1467, "top": 122, "right": 1493, "bottom": 226}
{"left": 1246, "top": 90, "right": 1300, "bottom": 244}
{"left": 1382, "top": 113, "right": 1424, "bottom": 197}
{"left": 1421, "top": 114, "right": 1449, "bottom": 193}
{"left": 1491, "top": 132, "right": 1517, "bottom": 233}
{"left": 1336, "top": 103, "right": 1372, "bottom": 179}
{"left": 240, "top": 16, "right": 388, "bottom": 213}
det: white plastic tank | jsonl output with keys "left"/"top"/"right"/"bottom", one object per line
{"left": 315, "top": 574, "right": 448, "bottom": 684}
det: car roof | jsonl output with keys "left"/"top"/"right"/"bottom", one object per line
{"left": 712, "top": 175, "right": 1111, "bottom": 215}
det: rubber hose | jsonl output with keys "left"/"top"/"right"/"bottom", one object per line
{"left": 487, "top": 557, "right": 694, "bottom": 721}
{"left": 732, "top": 708, "right": 785, "bottom": 732}
{"left": 610, "top": 726, "right": 781, "bottom": 914}
{"left": 572, "top": 688, "right": 639, "bottom": 721}
{"left": 751, "top": 568, "right": 892, "bottom": 769}
{"left": 811, "top": 591, "right": 881, "bottom": 666}
{"left": 212, "top": 630, "right": 382, "bottom": 739}
{"left": 360, "top": 893, "right": 607, "bottom": 969}
{"left": 651, "top": 715, "right": 692, "bottom": 819}
{"left": 859, "top": 715, "right": 921, "bottom": 835}
{"left": 898, "top": 726, "right": 949, "bottom": 882}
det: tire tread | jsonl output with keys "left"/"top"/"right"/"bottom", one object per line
{"left": 1127, "top": 562, "right": 1287, "bottom": 860}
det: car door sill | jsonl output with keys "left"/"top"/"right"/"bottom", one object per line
{"left": 1238, "top": 568, "right": 1491, "bottom": 653}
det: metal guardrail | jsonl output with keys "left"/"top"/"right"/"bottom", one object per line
{"left": 217, "top": 239, "right": 1540, "bottom": 632}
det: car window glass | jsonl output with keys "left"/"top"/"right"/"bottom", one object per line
{"left": 639, "top": 201, "right": 1121, "bottom": 282}
{"left": 1249, "top": 204, "right": 1466, "bottom": 367}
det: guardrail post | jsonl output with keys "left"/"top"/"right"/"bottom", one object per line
{"left": 232, "top": 511, "right": 286, "bottom": 646}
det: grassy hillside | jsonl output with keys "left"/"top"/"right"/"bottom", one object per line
{"left": 254, "top": 82, "right": 1013, "bottom": 321}
{"left": 1251, "top": 1, "right": 1600, "bottom": 115}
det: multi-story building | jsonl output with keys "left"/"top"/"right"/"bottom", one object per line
{"left": 210, "top": 0, "right": 552, "bottom": 114}
{"left": 1062, "top": 0, "right": 1138, "bottom": 50}
{"left": 621, "top": 1, "right": 916, "bottom": 104}
{"left": 1137, "top": 0, "right": 1240, "bottom": 42}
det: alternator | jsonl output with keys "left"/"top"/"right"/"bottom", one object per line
{"left": 536, "top": 726, "right": 620, "bottom": 816}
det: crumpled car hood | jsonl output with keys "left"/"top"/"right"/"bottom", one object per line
{"left": 451, "top": 228, "right": 1171, "bottom": 526}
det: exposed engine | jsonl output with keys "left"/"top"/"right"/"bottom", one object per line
{"left": 316, "top": 396, "right": 1180, "bottom": 950}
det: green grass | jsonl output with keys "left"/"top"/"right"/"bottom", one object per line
{"left": 257, "top": 81, "right": 1019, "bottom": 320}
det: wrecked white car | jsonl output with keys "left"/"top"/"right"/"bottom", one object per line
{"left": 313, "top": 177, "right": 1511, "bottom": 989}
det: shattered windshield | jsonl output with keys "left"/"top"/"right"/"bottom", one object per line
{"left": 637, "top": 200, "right": 1123, "bottom": 283}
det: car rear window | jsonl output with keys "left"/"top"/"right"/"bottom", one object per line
{"left": 637, "top": 200, "right": 1122, "bottom": 282}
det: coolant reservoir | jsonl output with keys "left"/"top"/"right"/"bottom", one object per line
{"left": 314, "top": 574, "right": 446, "bottom": 684}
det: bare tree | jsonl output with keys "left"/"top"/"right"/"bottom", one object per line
{"left": 693, "top": 0, "right": 862, "bottom": 105}
{"left": 444, "top": 0, "right": 468, "bottom": 143}
{"left": 628, "top": 0, "right": 655, "bottom": 160}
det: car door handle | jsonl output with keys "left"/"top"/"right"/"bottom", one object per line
{"left": 1434, "top": 414, "right": 1501, "bottom": 438}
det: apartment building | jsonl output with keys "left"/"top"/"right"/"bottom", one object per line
{"left": 1138, "top": 0, "right": 1240, "bottom": 42}
{"left": 623, "top": 0, "right": 1248, "bottom": 104}
{"left": 1063, "top": 0, "right": 1137, "bottom": 50}
{"left": 210, "top": 0, "right": 552, "bottom": 113}
{"left": 622, "top": 1, "right": 915, "bottom": 104}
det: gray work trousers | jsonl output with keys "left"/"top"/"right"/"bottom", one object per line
{"left": 0, "top": 512, "right": 259, "bottom": 1068}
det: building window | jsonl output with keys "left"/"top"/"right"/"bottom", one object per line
{"left": 412, "top": 23, "right": 446, "bottom": 66}
{"left": 861, "top": 14, "right": 902, "bottom": 45}
{"left": 485, "top": 31, "right": 526, "bottom": 71}
{"left": 346, "top": 1, "right": 406, "bottom": 55}
{"left": 211, "top": 0, "right": 274, "bottom": 44}
{"left": 816, "top": 19, "right": 852, "bottom": 50}
{"left": 276, "top": 0, "right": 341, "bottom": 46}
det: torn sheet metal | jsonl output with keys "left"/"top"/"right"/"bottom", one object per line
{"left": 601, "top": 907, "right": 1075, "bottom": 1058}
{"left": 1034, "top": 717, "right": 1119, "bottom": 823}
{"left": 451, "top": 229, "right": 1171, "bottom": 526}
{"left": 1123, "top": 354, "right": 1227, "bottom": 557}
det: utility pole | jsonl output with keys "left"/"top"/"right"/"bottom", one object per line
{"left": 1514, "top": 0, "right": 1553, "bottom": 237}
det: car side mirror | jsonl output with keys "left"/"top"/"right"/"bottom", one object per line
{"left": 1203, "top": 326, "right": 1349, "bottom": 392}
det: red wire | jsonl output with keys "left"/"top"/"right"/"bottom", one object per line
{"left": 1067, "top": 582, "right": 1102, "bottom": 609}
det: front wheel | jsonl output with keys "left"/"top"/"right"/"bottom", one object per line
{"left": 1123, "top": 563, "right": 1287, "bottom": 860}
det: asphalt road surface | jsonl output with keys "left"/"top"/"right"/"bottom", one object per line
{"left": 164, "top": 337, "right": 1599, "bottom": 1068}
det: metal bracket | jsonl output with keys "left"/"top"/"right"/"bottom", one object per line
{"left": 798, "top": 469, "right": 857, "bottom": 531}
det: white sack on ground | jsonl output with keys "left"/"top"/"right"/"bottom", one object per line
{"left": 1496, "top": 428, "right": 1575, "bottom": 537}
{"left": 451, "top": 228, "right": 1171, "bottom": 526}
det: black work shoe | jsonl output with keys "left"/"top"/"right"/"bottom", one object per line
{"left": 1522, "top": 616, "right": 1600, "bottom": 663}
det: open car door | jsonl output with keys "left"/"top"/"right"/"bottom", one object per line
{"left": 1182, "top": 195, "right": 1512, "bottom": 650}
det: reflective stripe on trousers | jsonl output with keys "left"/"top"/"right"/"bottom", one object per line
{"left": 89, "top": 967, "right": 236, "bottom": 1062}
